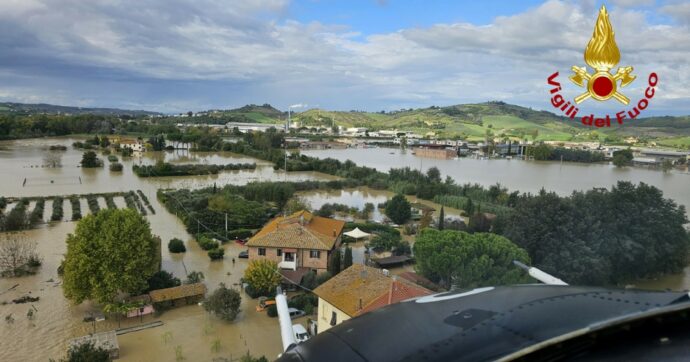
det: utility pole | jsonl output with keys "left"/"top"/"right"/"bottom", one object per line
{"left": 225, "top": 213, "right": 228, "bottom": 240}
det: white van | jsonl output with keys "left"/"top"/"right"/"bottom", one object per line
{"left": 293, "top": 324, "right": 310, "bottom": 343}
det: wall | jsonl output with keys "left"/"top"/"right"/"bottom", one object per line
{"left": 316, "top": 298, "right": 351, "bottom": 334}
{"left": 300, "top": 249, "right": 328, "bottom": 271}
{"left": 248, "top": 246, "right": 282, "bottom": 264}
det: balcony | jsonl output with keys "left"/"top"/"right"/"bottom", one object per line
{"left": 278, "top": 251, "right": 297, "bottom": 270}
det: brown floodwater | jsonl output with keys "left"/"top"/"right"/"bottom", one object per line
{"left": 2, "top": 139, "right": 689, "bottom": 361}
{"left": 0, "top": 137, "right": 333, "bottom": 361}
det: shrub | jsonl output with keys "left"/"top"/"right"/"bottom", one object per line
{"left": 168, "top": 238, "right": 186, "bottom": 253}
{"left": 227, "top": 228, "right": 254, "bottom": 239}
{"left": 29, "top": 198, "right": 45, "bottom": 225}
{"left": 203, "top": 283, "right": 241, "bottom": 321}
{"left": 70, "top": 196, "right": 81, "bottom": 220}
{"left": 208, "top": 248, "right": 225, "bottom": 260}
{"left": 80, "top": 151, "right": 102, "bottom": 168}
{"left": 109, "top": 162, "right": 123, "bottom": 172}
{"left": 146, "top": 270, "right": 181, "bottom": 292}
{"left": 315, "top": 272, "right": 333, "bottom": 286}
{"left": 266, "top": 304, "right": 277, "bottom": 318}
{"left": 197, "top": 236, "right": 219, "bottom": 251}
{"left": 51, "top": 197, "right": 64, "bottom": 221}
{"left": 107, "top": 155, "right": 118, "bottom": 162}
{"left": 62, "top": 341, "right": 110, "bottom": 362}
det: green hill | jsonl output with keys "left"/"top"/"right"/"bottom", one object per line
{"left": 0, "top": 102, "right": 160, "bottom": 116}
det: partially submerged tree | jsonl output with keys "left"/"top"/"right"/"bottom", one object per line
{"left": 342, "top": 246, "right": 353, "bottom": 270}
{"left": 62, "top": 209, "right": 160, "bottom": 304}
{"left": 80, "top": 151, "right": 102, "bottom": 168}
{"left": 385, "top": 194, "right": 411, "bottom": 225}
{"left": 59, "top": 341, "right": 111, "bottom": 362}
{"left": 204, "top": 283, "right": 242, "bottom": 321}
{"left": 0, "top": 234, "right": 41, "bottom": 277}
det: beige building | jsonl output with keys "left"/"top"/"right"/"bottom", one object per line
{"left": 246, "top": 210, "right": 345, "bottom": 275}
{"left": 313, "top": 264, "right": 432, "bottom": 333}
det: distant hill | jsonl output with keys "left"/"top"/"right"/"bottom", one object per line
{"left": 0, "top": 102, "right": 161, "bottom": 116}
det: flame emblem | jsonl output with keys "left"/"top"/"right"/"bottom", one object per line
{"left": 569, "top": 5, "right": 635, "bottom": 104}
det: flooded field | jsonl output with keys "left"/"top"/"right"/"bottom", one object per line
{"left": 0, "top": 137, "right": 331, "bottom": 361}
{"left": 2, "top": 139, "right": 690, "bottom": 360}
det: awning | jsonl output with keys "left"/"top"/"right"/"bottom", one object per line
{"left": 343, "top": 227, "right": 371, "bottom": 240}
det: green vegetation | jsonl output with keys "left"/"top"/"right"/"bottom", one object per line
{"left": 70, "top": 196, "right": 82, "bottom": 220}
{"left": 107, "top": 155, "right": 118, "bottom": 162}
{"left": 51, "top": 197, "right": 64, "bottom": 221}
{"left": 146, "top": 270, "right": 181, "bottom": 292}
{"left": 500, "top": 182, "right": 690, "bottom": 285}
{"left": 612, "top": 148, "right": 634, "bottom": 167}
{"left": 104, "top": 196, "right": 116, "bottom": 209}
{"left": 204, "top": 283, "right": 241, "bottom": 321}
{"left": 243, "top": 260, "right": 281, "bottom": 298}
{"left": 109, "top": 162, "right": 123, "bottom": 172}
{"left": 80, "top": 151, "right": 102, "bottom": 168}
{"left": 62, "top": 209, "right": 160, "bottom": 304}
{"left": 343, "top": 246, "right": 353, "bottom": 270}
{"left": 3, "top": 199, "right": 29, "bottom": 231}
{"left": 137, "top": 190, "right": 155, "bottom": 214}
{"left": 133, "top": 161, "right": 256, "bottom": 177}
{"left": 328, "top": 249, "right": 341, "bottom": 275}
{"left": 29, "top": 199, "right": 45, "bottom": 225}
{"left": 85, "top": 195, "right": 100, "bottom": 214}
{"left": 58, "top": 341, "right": 111, "bottom": 362}
{"left": 414, "top": 229, "right": 531, "bottom": 289}
{"left": 526, "top": 143, "right": 606, "bottom": 162}
{"left": 168, "top": 238, "right": 186, "bottom": 253}
{"left": 385, "top": 194, "right": 412, "bottom": 224}
{"left": 208, "top": 247, "right": 225, "bottom": 260}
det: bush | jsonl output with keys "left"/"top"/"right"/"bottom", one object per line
{"left": 61, "top": 341, "right": 110, "bottom": 362}
{"left": 316, "top": 272, "right": 333, "bottom": 286}
{"left": 107, "top": 155, "right": 118, "bottom": 162}
{"left": 70, "top": 197, "right": 81, "bottom": 220}
{"left": 51, "top": 197, "right": 64, "bottom": 221}
{"left": 146, "top": 270, "right": 181, "bottom": 292}
{"left": 109, "top": 162, "right": 123, "bottom": 172}
{"left": 168, "top": 238, "right": 186, "bottom": 253}
{"left": 29, "top": 198, "right": 45, "bottom": 225}
{"left": 266, "top": 304, "right": 278, "bottom": 318}
{"left": 80, "top": 151, "right": 102, "bottom": 168}
{"left": 208, "top": 248, "right": 225, "bottom": 260}
{"left": 197, "top": 236, "right": 219, "bottom": 251}
{"left": 204, "top": 283, "right": 242, "bottom": 321}
{"left": 227, "top": 228, "right": 254, "bottom": 239}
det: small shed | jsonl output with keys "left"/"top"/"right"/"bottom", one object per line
{"left": 69, "top": 330, "right": 119, "bottom": 359}
{"left": 148, "top": 283, "right": 207, "bottom": 308}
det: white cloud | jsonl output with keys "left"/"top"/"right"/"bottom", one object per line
{"left": 0, "top": 0, "right": 687, "bottom": 114}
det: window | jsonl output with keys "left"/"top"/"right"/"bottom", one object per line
{"left": 277, "top": 249, "right": 282, "bottom": 257}
{"left": 330, "top": 311, "right": 337, "bottom": 326}
{"left": 310, "top": 250, "right": 321, "bottom": 258}
{"left": 258, "top": 248, "right": 266, "bottom": 256}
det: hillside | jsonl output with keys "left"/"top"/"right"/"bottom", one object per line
{"left": 0, "top": 102, "right": 160, "bottom": 116}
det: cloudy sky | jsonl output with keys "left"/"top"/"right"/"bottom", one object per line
{"left": 0, "top": 0, "right": 688, "bottom": 114}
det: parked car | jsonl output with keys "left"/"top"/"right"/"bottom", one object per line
{"left": 288, "top": 308, "right": 306, "bottom": 319}
{"left": 293, "top": 324, "right": 310, "bottom": 343}
{"left": 238, "top": 250, "right": 249, "bottom": 259}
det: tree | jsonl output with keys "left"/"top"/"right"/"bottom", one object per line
{"left": 426, "top": 167, "right": 441, "bottom": 183}
{"left": 0, "top": 234, "right": 40, "bottom": 277}
{"left": 414, "top": 229, "right": 530, "bottom": 290}
{"left": 59, "top": 341, "right": 110, "bottom": 362}
{"left": 612, "top": 149, "right": 633, "bottom": 167}
{"left": 80, "top": 151, "right": 101, "bottom": 168}
{"left": 43, "top": 152, "right": 62, "bottom": 168}
{"left": 204, "top": 283, "right": 242, "bottom": 321}
{"left": 328, "top": 248, "right": 341, "bottom": 275}
{"left": 284, "top": 197, "right": 310, "bottom": 215}
{"left": 109, "top": 162, "right": 123, "bottom": 172}
{"left": 168, "top": 238, "right": 186, "bottom": 253}
{"left": 243, "top": 260, "right": 281, "bottom": 296}
{"left": 385, "top": 194, "right": 411, "bottom": 225}
{"left": 62, "top": 209, "right": 160, "bottom": 304}
{"left": 208, "top": 247, "right": 225, "bottom": 260}
{"left": 146, "top": 270, "right": 181, "bottom": 292}
{"left": 501, "top": 182, "right": 690, "bottom": 285}
{"left": 661, "top": 159, "right": 674, "bottom": 173}
{"left": 343, "top": 246, "right": 353, "bottom": 270}
{"left": 438, "top": 207, "right": 445, "bottom": 230}
{"left": 185, "top": 271, "right": 205, "bottom": 284}
{"left": 468, "top": 213, "right": 492, "bottom": 233}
